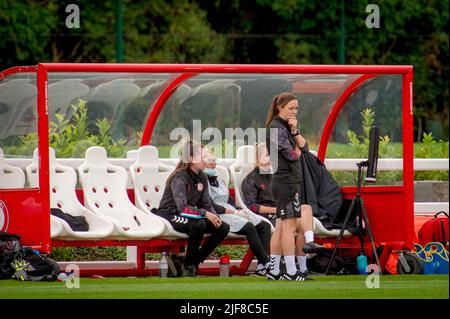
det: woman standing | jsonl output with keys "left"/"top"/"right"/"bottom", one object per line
{"left": 265, "top": 93, "right": 324, "bottom": 281}
{"left": 155, "top": 140, "right": 230, "bottom": 277}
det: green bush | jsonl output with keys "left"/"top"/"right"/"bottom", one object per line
{"left": 414, "top": 132, "right": 449, "bottom": 181}
{"left": 330, "top": 108, "right": 448, "bottom": 185}
{"left": 346, "top": 108, "right": 392, "bottom": 158}
{"left": 51, "top": 247, "right": 127, "bottom": 261}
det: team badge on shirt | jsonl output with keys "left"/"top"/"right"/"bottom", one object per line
{"left": 196, "top": 183, "right": 204, "bottom": 192}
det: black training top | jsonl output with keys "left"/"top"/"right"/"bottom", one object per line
{"left": 241, "top": 167, "right": 276, "bottom": 214}
{"left": 156, "top": 168, "right": 217, "bottom": 218}
{"left": 266, "top": 115, "right": 303, "bottom": 184}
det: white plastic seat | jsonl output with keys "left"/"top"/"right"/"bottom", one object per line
{"left": 50, "top": 218, "right": 65, "bottom": 239}
{"left": 3, "top": 147, "right": 64, "bottom": 238}
{"left": 0, "top": 148, "right": 26, "bottom": 189}
{"left": 26, "top": 148, "right": 115, "bottom": 240}
{"left": 313, "top": 219, "right": 352, "bottom": 238}
{"left": 129, "top": 146, "right": 186, "bottom": 239}
{"left": 78, "top": 146, "right": 165, "bottom": 239}
{"left": 215, "top": 164, "right": 230, "bottom": 187}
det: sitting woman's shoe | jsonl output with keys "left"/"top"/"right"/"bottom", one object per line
{"left": 183, "top": 264, "right": 198, "bottom": 277}
{"left": 302, "top": 241, "right": 326, "bottom": 254}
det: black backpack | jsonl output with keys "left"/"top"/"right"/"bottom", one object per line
{"left": 11, "top": 248, "right": 61, "bottom": 281}
{"left": 0, "top": 232, "right": 22, "bottom": 279}
{"left": 0, "top": 232, "right": 60, "bottom": 281}
{"left": 307, "top": 253, "right": 358, "bottom": 275}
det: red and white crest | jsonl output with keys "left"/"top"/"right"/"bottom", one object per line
{"left": 0, "top": 200, "right": 10, "bottom": 232}
{"left": 196, "top": 183, "right": 204, "bottom": 192}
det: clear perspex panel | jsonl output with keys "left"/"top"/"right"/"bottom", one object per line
{"left": 326, "top": 75, "right": 403, "bottom": 186}
{"left": 0, "top": 73, "right": 38, "bottom": 189}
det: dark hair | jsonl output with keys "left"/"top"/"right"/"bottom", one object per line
{"left": 265, "top": 92, "right": 297, "bottom": 128}
{"left": 166, "top": 139, "right": 205, "bottom": 185}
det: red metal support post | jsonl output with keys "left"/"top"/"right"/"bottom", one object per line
{"left": 141, "top": 73, "right": 198, "bottom": 145}
{"left": 401, "top": 68, "right": 415, "bottom": 248}
{"left": 317, "top": 74, "right": 378, "bottom": 161}
{"left": 37, "top": 64, "right": 51, "bottom": 253}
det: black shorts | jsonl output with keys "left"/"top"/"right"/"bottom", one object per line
{"left": 270, "top": 181, "right": 303, "bottom": 220}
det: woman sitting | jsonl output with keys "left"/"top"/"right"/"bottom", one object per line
{"left": 204, "top": 150, "right": 271, "bottom": 276}
{"left": 155, "top": 140, "right": 230, "bottom": 277}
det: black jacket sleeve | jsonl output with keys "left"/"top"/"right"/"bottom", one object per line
{"left": 241, "top": 174, "right": 260, "bottom": 214}
{"left": 212, "top": 201, "right": 227, "bottom": 215}
{"left": 170, "top": 174, "right": 207, "bottom": 217}
{"left": 269, "top": 126, "right": 299, "bottom": 162}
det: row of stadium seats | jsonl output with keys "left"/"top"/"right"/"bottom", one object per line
{"left": 1, "top": 146, "right": 349, "bottom": 240}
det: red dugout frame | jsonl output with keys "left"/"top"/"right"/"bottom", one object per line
{"left": 0, "top": 63, "right": 414, "bottom": 274}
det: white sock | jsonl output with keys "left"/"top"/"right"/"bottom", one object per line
{"left": 285, "top": 255, "right": 297, "bottom": 275}
{"left": 305, "top": 230, "right": 314, "bottom": 243}
{"left": 297, "top": 255, "right": 307, "bottom": 272}
{"left": 257, "top": 263, "right": 265, "bottom": 270}
{"left": 269, "top": 254, "right": 281, "bottom": 275}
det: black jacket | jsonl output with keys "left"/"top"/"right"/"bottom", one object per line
{"left": 241, "top": 167, "right": 276, "bottom": 214}
{"left": 156, "top": 168, "right": 217, "bottom": 218}
{"left": 299, "top": 143, "right": 346, "bottom": 230}
{"left": 266, "top": 116, "right": 303, "bottom": 184}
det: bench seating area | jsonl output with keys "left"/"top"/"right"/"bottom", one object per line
{"left": 1, "top": 145, "right": 350, "bottom": 240}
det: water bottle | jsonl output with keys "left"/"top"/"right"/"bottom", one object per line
{"left": 357, "top": 251, "right": 368, "bottom": 275}
{"left": 219, "top": 254, "right": 230, "bottom": 277}
{"left": 159, "top": 252, "right": 168, "bottom": 278}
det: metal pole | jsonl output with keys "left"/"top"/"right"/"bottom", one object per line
{"left": 115, "top": 0, "right": 124, "bottom": 63}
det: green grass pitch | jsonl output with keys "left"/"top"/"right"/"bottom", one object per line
{"left": 0, "top": 275, "right": 448, "bottom": 299}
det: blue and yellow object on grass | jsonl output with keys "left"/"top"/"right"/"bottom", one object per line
{"left": 414, "top": 242, "right": 449, "bottom": 274}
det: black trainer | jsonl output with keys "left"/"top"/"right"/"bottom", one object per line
{"left": 251, "top": 268, "right": 268, "bottom": 277}
{"left": 266, "top": 271, "right": 283, "bottom": 281}
{"left": 282, "top": 270, "right": 308, "bottom": 281}
{"left": 302, "top": 241, "right": 326, "bottom": 254}
{"left": 299, "top": 271, "right": 314, "bottom": 280}
{"left": 183, "top": 264, "right": 198, "bottom": 277}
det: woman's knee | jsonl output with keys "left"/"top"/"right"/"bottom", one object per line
{"left": 281, "top": 218, "right": 297, "bottom": 233}
{"left": 217, "top": 221, "right": 230, "bottom": 235}
{"left": 301, "top": 205, "right": 313, "bottom": 215}
{"left": 256, "top": 220, "right": 271, "bottom": 233}
{"left": 237, "top": 222, "right": 255, "bottom": 236}
{"left": 189, "top": 219, "right": 206, "bottom": 236}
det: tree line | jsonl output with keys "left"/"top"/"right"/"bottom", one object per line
{"left": 0, "top": 0, "right": 448, "bottom": 141}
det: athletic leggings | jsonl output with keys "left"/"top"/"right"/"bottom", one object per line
{"left": 168, "top": 215, "right": 230, "bottom": 266}
{"left": 235, "top": 220, "right": 271, "bottom": 265}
